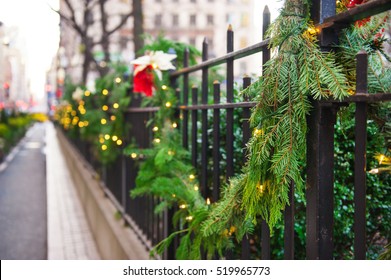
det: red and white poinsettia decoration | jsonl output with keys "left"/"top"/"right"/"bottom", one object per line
{"left": 131, "top": 51, "right": 177, "bottom": 97}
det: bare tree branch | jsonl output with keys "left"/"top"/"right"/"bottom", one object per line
{"left": 106, "top": 11, "right": 133, "bottom": 37}
{"left": 50, "top": 6, "right": 85, "bottom": 37}
{"left": 63, "top": 0, "right": 80, "bottom": 29}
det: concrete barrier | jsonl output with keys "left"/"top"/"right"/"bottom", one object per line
{"left": 56, "top": 127, "right": 150, "bottom": 260}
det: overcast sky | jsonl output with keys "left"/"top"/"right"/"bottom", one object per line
{"left": 0, "top": 0, "right": 59, "bottom": 99}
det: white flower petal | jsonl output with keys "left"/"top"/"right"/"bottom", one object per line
{"left": 155, "top": 69, "right": 163, "bottom": 80}
{"left": 131, "top": 55, "right": 151, "bottom": 66}
{"left": 151, "top": 51, "right": 177, "bottom": 71}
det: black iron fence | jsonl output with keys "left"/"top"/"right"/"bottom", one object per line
{"left": 69, "top": 0, "right": 391, "bottom": 259}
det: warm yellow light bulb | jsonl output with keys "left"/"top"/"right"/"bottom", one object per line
{"left": 84, "top": 90, "right": 91, "bottom": 97}
{"left": 161, "top": 85, "right": 168, "bottom": 90}
{"left": 101, "top": 118, "right": 107, "bottom": 125}
{"left": 112, "top": 135, "right": 118, "bottom": 141}
{"left": 186, "top": 216, "right": 193, "bottom": 221}
{"left": 113, "top": 103, "right": 119, "bottom": 109}
{"left": 102, "top": 89, "right": 109, "bottom": 95}
{"left": 115, "top": 77, "right": 122, "bottom": 83}
{"left": 206, "top": 198, "right": 211, "bottom": 205}
{"left": 102, "top": 105, "right": 109, "bottom": 111}
{"left": 165, "top": 101, "right": 172, "bottom": 108}
{"left": 194, "top": 185, "right": 199, "bottom": 191}
{"left": 172, "top": 122, "right": 178, "bottom": 128}
{"left": 369, "top": 168, "right": 379, "bottom": 174}
{"left": 379, "top": 154, "right": 385, "bottom": 164}
{"left": 101, "top": 145, "right": 108, "bottom": 151}
{"left": 253, "top": 128, "right": 263, "bottom": 137}
{"left": 104, "top": 134, "right": 110, "bottom": 140}
{"left": 152, "top": 126, "right": 159, "bottom": 132}
{"left": 154, "top": 138, "right": 161, "bottom": 144}
{"left": 130, "top": 153, "right": 137, "bottom": 159}
{"left": 110, "top": 115, "right": 116, "bottom": 121}
{"left": 116, "top": 139, "right": 123, "bottom": 146}
{"left": 306, "top": 26, "right": 319, "bottom": 36}
{"left": 179, "top": 204, "right": 187, "bottom": 209}
{"left": 257, "top": 182, "right": 265, "bottom": 194}
{"left": 189, "top": 174, "right": 195, "bottom": 180}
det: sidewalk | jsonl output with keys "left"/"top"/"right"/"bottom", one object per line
{"left": 0, "top": 123, "right": 47, "bottom": 259}
{"left": 46, "top": 122, "right": 100, "bottom": 259}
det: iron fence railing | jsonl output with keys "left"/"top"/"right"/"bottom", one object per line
{"left": 68, "top": 0, "right": 391, "bottom": 260}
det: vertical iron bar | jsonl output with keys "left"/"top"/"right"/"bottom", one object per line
{"left": 241, "top": 76, "right": 252, "bottom": 260}
{"left": 183, "top": 48, "right": 190, "bottom": 149}
{"left": 147, "top": 196, "right": 152, "bottom": 240}
{"left": 213, "top": 81, "right": 221, "bottom": 203}
{"left": 121, "top": 155, "right": 127, "bottom": 223}
{"left": 242, "top": 76, "right": 252, "bottom": 147}
{"left": 261, "top": 220, "right": 271, "bottom": 260}
{"left": 223, "top": 26, "right": 235, "bottom": 260}
{"left": 226, "top": 25, "right": 235, "bottom": 180}
{"left": 201, "top": 38, "right": 209, "bottom": 198}
{"left": 261, "top": 6, "right": 271, "bottom": 260}
{"left": 151, "top": 196, "right": 156, "bottom": 245}
{"left": 306, "top": 102, "right": 338, "bottom": 260}
{"left": 284, "top": 182, "right": 295, "bottom": 259}
{"left": 354, "top": 50, "right": 368, "bottom": 260}
{"left": 191, "top": 86, "right": 198, "bottom": 169}
{"left": 311, "top": 0, "right": 338, "bottom": 48}
{"left": 306, "top": 0, "right": 337, "bottom": 260}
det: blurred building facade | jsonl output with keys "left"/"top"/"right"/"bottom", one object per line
{"left": 143, "top": 0, "right": 258, "bottom": 75}
{"left": 57, "top": 0, "right": 261, "bottom": 88}
{"left": 0, "top": 22, "right": 30, "bottom": 110}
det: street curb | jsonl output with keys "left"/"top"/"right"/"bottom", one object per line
{"left": 56, "top": 127, "right": 150, "bottom": 260}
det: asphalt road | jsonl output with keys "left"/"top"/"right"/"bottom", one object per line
{"left": 0, "top": 123, "right": 47, "bottom": 260}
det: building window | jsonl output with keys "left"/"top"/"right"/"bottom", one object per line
{"left": 241, "top": 13, "right": 249, "bottom": 27}
{"left": 156, "top": 0, "right": 162, "bottom": 2}
{"left": 173, "top": 14, "right": 179, "bottom": 26}
{"left": 207, "top": 15, "right": 214, "bottom": 25}
{"left": 155, "top": 14, "right": 162, "bottom": 27}
{"left": 190, "top": 14, "right": 196, "bottom": 26}
{"left": 190, "top": 0, "right": 196, "bottom": 3}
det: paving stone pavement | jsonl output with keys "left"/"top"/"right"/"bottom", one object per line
{"left": 46, "top": 122, "right": 100, "bottom": 259}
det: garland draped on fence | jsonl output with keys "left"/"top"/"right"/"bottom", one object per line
{"left": 125, "top": 0, "right": 390, "bottom": 259}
